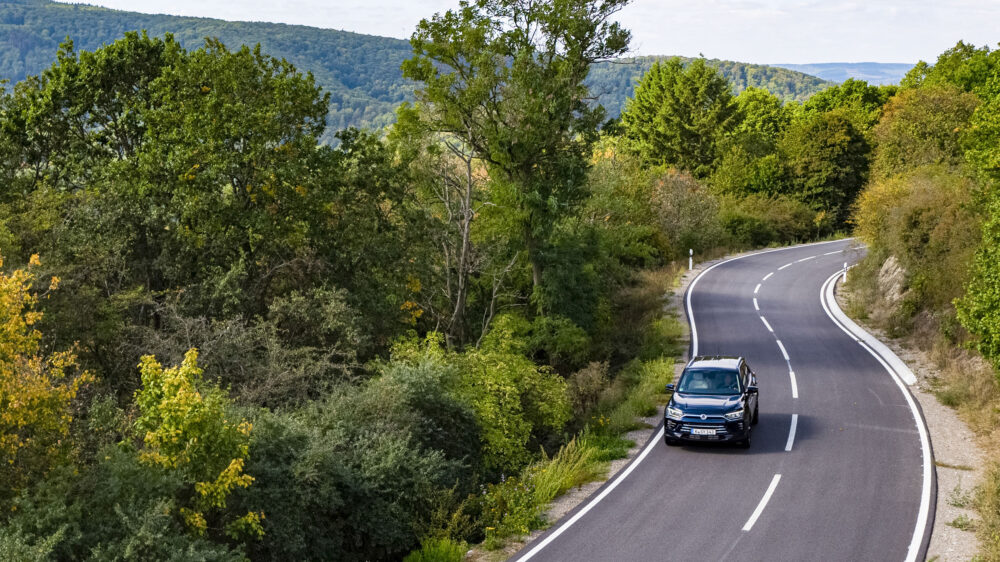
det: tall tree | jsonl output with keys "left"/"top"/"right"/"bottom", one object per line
{"left": 620, "top": 58, "right": 741, "bottom": 177}
{"left": 779, "top": 109, "right": 870, "bottom": 223}
{"left": 402, "top": 0, "right": 631, "bottom": 302}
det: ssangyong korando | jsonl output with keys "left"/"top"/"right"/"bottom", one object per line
{"left": 664, "top": 356, "right": 759, "bottom": 448}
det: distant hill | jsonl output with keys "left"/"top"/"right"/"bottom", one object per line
{"left": 770, "top": 63, "right": 914, "bottom": 85}
{"left": 5, "top": 0, "right": 835, "bottom": 137}
{"left": 589, "top": 56, "right": 835, "bottom": 119}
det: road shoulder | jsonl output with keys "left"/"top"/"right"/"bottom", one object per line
{"left": 836, "top": 276, "right": 983, "bottom": 562}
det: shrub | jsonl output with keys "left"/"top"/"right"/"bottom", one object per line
{"left": 650, "top": 169, "right": 728, "bottom": 258}
{"left": 529, "top": 436, "right": 603, "bottom": 507}
{"left": 479, "top": 475, "right": 544, "bottom": 550}
{"left": 403, "top": 538, "right": 468, "bottom": 562}
{"left": 719, "top": 193, "right": 819, "bottom": 246}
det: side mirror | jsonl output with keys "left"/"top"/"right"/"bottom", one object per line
{"left": 665, "top": 383, "right": 675, "bottom": 393}
{"left": 746, "top": 385, "right": 758, "bottom": 394}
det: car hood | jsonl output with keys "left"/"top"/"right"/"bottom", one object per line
{"left": 671, "top": 393, "right": 741, "bottom": 414}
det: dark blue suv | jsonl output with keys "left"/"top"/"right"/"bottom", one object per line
{"left": 664, "top": 356, "right": 759, "bottom": 448}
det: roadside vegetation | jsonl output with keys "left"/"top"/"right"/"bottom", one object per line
{"left": 0, "top": 0, "right": 915, "bottom": 559}
{"left": 843, "top": 41, "right": 1000, "bottom": 560}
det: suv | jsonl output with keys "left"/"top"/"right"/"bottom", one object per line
{"left": 664, "top": 356, "right": 759, "bottom": 448}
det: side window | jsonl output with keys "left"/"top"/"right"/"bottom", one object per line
{"left": 740, "top": 364, "right": 750, "bottom": 389}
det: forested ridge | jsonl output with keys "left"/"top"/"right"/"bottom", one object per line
{"left": 0, "top": 0, "right": 834, "bottom": 139}
{"left": 0, "top": 0, "right": 998, "bottom": 560}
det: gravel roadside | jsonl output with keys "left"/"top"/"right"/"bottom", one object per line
{"left": 835, "top": 280, "right": 983, "bottom": 562}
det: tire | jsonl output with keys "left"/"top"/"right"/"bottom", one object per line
{"left": 752, "top": 404, "right": 759, "bottom": 425}
{"left": 740, "top": 428, "right": 752, "bottom": 449}
{"left": 664, "top": 435, "right": 680, "bottom": 447}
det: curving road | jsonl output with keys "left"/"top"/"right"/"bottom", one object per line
{"left": 511, "top": 239, "right": 933, "bottom": 562}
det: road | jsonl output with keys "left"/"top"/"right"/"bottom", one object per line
{"left": 511, "top": 239, "right": 933, "bottom": 562}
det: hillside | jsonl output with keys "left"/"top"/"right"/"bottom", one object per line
{"left": 588, "top": 56, "right": 835, "bottom": 118}
{"left": 3, "top": 0, "right": 835, "bottom": 135}
{"left": 771, "top": 62, "right": 914, "bottom": 85}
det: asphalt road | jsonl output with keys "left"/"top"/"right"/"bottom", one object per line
{"left": 511, "top": 239, "right": 933, "bottom": 562}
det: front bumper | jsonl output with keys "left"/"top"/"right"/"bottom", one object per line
{"left": 664, "top": 416, "right": 749, "bottom": 442}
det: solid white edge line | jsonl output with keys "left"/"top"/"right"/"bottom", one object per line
{"left": 778, "top": 262, "right": 793, "bottom": 270}
{"left": 785, "top": 414, "right": 798, "bottom": 451}
{"left": 789, "top": 370, "right": 798, "bottom": 399}
{"left": 516, "top": 425, "right": 665, "bottom": 561}
{"left": 820, "top": 270, "right": 931, "bottom": 562}
{"left": 743, "top": 474, "right": 782, "bottom": 531}
{"left": 760, "top": 316, "right": 774, "bottom": 332}
{"left": 762, "top": 272, "right": 774, "bottom": 281}
{"left": 776, "top": 339, "right": 789, "bottom": 360}
{"left": 754, "top": 283, "right": 761, "bottom": 294}
{"left": 517, "top": 239, "right": 854, "bottom": 560}
{"left": 753, "top": 298, "right": 759, "bottom": 311}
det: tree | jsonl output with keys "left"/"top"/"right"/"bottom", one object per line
{"left": 733, "top": 87, "right": 791, "bottom": 144}
{"left": 620, "top": 58, "right": 741, "bottom": 177}
{"left": 0, "top": 253, "right": 93, "bottom": 509}
{"left": 779, "top": 109, "right": 870, "bottom": 223}
{"left": 870, "top": 84, "right": 978, "bottom": 179}
{"left": 800, "top": 78, "right": 895, "bottom": 134}
{"left": 134, "top": 349, "right": 263, "bottom": 539}
{"left": 402, "top": 0, "right": 631, "bottom": 300}
{"left": 956, "top": 191, "right": 1000, "bottom": 372}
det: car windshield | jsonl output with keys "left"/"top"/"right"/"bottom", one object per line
{"left": 677, "top": 367, "right": 741, "bottom": 395}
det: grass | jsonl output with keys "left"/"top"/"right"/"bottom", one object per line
{"left": 949, "top": 514, "right": 977, "bottom": 532}
{"left": 937, "top": 460, "right": 975, "bottom": 471}
{"left": 403, "top": 538, "right": 468, "bottom": 562}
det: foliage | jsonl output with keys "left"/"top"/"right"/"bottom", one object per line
{"left": 870, "top": 85, "right": 979, "bottom": 179}
{"left": 779, "top": 108, "right": 870, "bottom": 223}
{"left": 403, "top": 538, "right": 468, "bottom": 562}
{"left": 403, "top": 0, "right": 631, "bottom": 297}
{"left": 957, "top": 191, "right": 1000, "bottom": 371}
{"left": 621, "top": 58, "right": 741, "bottom": 176}
{"left": 0, "top": 253, "right": 93, "bottom": 509}
{"left": 719, "top": 193, "right": 822, "bottom": 247}
{"left": 800, "top": 78, "right": 896, "bottom": 133}
{"left": 649, "top": 169, "right": 728, "bottom": 257}
{"left": 134, "top": 349, "right": 262, "bottom": 538}
{"left": 733, "top": 87, "right": 793, "bottom": 144}
{"left": 587, "top": 55, "right": 834, "bottom": 118}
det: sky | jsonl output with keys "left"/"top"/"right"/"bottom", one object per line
{"left": 57, "top": 0, "right": 1000, "bottom": 64}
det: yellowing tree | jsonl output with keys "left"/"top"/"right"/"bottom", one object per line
{"left": 135, "top": 348, "right": 263, "bottom": 538}
{"left": 0, "top": 253, "right": 93, "bottom": 506}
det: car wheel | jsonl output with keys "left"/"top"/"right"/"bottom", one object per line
{"left": 752, "top": 404, "right": 759, "bottom": 425}
{"left": 740, "top": 429, "right": 752, "bottom": 449}
{"left": 664, "top": 435, "right": 679, "bottom": 447}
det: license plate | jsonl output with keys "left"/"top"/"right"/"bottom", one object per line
{"left": 691, "top": 428, "right": 716, "bottom": 436}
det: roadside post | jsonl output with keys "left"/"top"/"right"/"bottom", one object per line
{"left": 689, "top": 248, "right": 693, "bottom": 271}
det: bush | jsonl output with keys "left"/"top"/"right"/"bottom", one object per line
{"left": 651, "top": 169, "right": 728, "bottom": 259}
{"left": 479, "top": 475, "right": 544, "bottom": 550}
{"left": 529, "top": 436, "right": 603, "bottom": 507}
{"left": 403, "top": 538, "right": 468, "bottom": 562}
{"left": 719, "top": 193, "right": 820, "bottom": 247}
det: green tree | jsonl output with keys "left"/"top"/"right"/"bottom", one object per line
{"left": 620, "top": 58, "right": 741, "bottom": 177}
{"left": 870, "top": 84, "right": 978, "bottom": 179}
{"left": 956, "top": 191, "right": 1000, "bottom": 372}
{"left": 402, "top": 0, "right": 631, "bottom": 299}
{"left": 733, "top": 87, "right": 791, "bottom": 144}
{"left": 779, "top": 109, "right": 870, "bottom": 223}
{"left": 801, "top": 78, "right": 895, "bottom": 133}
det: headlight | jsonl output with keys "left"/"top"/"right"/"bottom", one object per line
{"left": 724, "top": 409, "right": 744, "bottom": 421}
{"left": 666, "top": 406, "right": 684, "bottom": 420}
